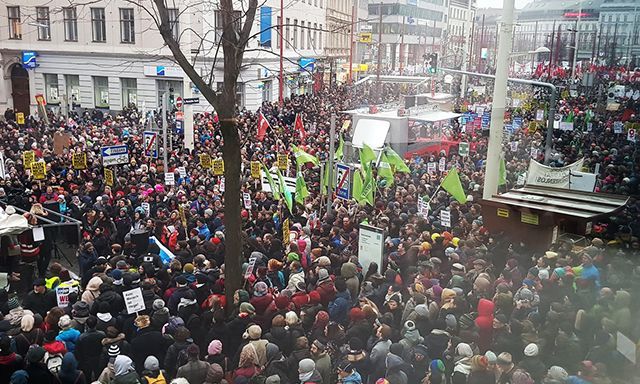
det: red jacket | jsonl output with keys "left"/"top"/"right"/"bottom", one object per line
{"left": 250, "top": 294, "right": 274, "bottom": 315}
{"left": 314, "top": 281, "right": 336, "bottom": 307}
{"left": 291, "top": 292, "right": 310, "bottom": 310}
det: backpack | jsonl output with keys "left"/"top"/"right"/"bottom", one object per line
{"left": 176, "top": 344, "right": 191, "bottom": 369}
{"left": 46, "top": 353, "right": 64, "bottom": 373}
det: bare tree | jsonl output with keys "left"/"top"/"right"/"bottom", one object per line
{"left": 144, "top": 0, "right": 258, "bottom": 309}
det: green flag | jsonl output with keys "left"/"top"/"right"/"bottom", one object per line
{"left": 385, "top": 147, "right": 410, "bottom": 173}
{"left": 440, "top": 168, "right": 467, "bottom": 204}
{"left": 359, "top": 144, "right": 376, "bottom": 166}
{"left": 361, "top": 164, "right": 375, "bottom": 206}
{"left": 352, "top": 169, "right": 364, "bottom": 205}
{"left": 499, "top": 158, "right": 507, "bottom": 186}
{"left": 334, "top": 135, "right": 344, "bottom": 161}
{"left": 295, "top": 172, "right": 309, "bottom": 204}
{"left": 292, "top": 145, "right": 319, "bottom": 167}
{"left": 277, "top": 169, "right": 293, "bottom": 212}
{"left": 262, "top": 163, "right": 280, "bottom": 200}
{"left": 377, "top": 153, "right": 395, "bottom": 187}
{"left": 320, "top": 164, "right": 330, "bottom": 195}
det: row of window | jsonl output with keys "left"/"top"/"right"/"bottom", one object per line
{"left": 6, "top": 6, "right": 178, "bottom": 43}
{"left": 276, "top": 17, "right": 324, "bottom": 51}
{"left": 369, "top": 4, "right": 444, "bottom": 22}
{"left": 43, "top": 74, "right": 246, "bottom": 109}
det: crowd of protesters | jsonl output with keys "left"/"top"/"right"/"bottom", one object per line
{"left": 0, "top": 66, "right": 638, "bottom": 384}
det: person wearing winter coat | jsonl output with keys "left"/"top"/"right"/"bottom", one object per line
{"left": 164, "top": 326, "right": 192, "bottom": 380}
{"left": 81, "top": 276, "right": 103, "bottom": 307}
{"left": 0, "top": 335, "right": 23, "bottom": 384}
{"left": 451, "top": 343, "right": 473, "bottom": 384}
{"left": 518, "top": 344, "right": 547, "bottom": 384}
{"left": 15, "top": 314, "right": 44, "bottom": 357}
{"left": 385, "top": 353, "right": 408, "bottom": 384}
{"left": 298, "top": 359, "right": 323, "bottom": 384}
{"left": 56, "top": 315, "right": 81, "bottom": 353}
{"left": 313, "top": 269, "right": 335, "bottom": 307}
{"left": 203, "top": 363, "right": 227, "bottom": 384}
{"left": 341, "top": 262, "right": 360, "bottom": 304}
{"left": 75, "top": 316, "right": 105, "bottom": 381}
{"left": 337, "top": 361, "right": 362, "bottom": 384}
{"left": 113, "top": 355, "right": 140, "bottom": 384}
{"left": 130, "top": 316, "right": 172, "bottom": 375}
{"left": 328, "top": 277, "right": 351, "bottom": 325}
{"left": 139, "top": 356, "right": 166, "bottom": 384}
{"left": 25, "top": 346, "right": 58, "bottom": 384}
{"left": 57, "top": 353, "right": 87, "bottom": 384}
{"left": 398, "top": 320, "right": 424, "bottom": 360}
{"left": 310, "top": 340, "right": 332, "bottom": 384}
{"left": 467, "top": 355, "right": 496, "bottom": 384}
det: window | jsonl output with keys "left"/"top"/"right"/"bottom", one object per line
{"left": 65, "top": 75, "right": 80, "bottom": 106}
{"left": 36, "top": 7, "right": 51, "bottom": 40}
{"left": 121, "top": 78, "right": 137, "bottom": 107}
{"left": 93, "top": 76, "right": 109, "bottom": 108}
{"left": 313, "top": 23, "right": 317, "bottom": 48}
{"left": 307, "top": 25, "right": 311, "bottom": 49}
{"left": 168, "top": 8, "right": 180, "bottom": 40}
{"left": 319, "top": 24, "right": 323, "bottom": 49}
{"left": 262, "top": 80, "right": 272, "bottom": 102}
{"left": 214, "top": 10, "right": 242, "bottom": 43}
{"left": 91, "top": 8, "right": 106, "bottom": 42}
{"left": 8, "top": 7, "right": 21, "bottom": 40}
{"left": 120, "top": 8, "right": 135, "bottom": 43}
{"left": 293, "top": 19, "right": 298, "bottom": 48}
{"left": 301, "top": 21, "right": 305, "bottom": 49}
{"left": 276, "top": 16, "right": 281, "bottom": 49}
{"left": 63, "top": 7, "right": 78, "bottom": 41}
{"left": 44, "top": 74, "right": 59, "bottom": 104}
{"left": 285, "top": 18, "right": 290, "bottom": 48}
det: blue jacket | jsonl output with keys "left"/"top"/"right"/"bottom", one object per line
{"left": 328, "top": 290, "right": 351, "bottom": 325}
{"left": 56, "top": 328, "right": 81, "bottom": 352}
{"left": 341, "top": 371, "right": 363, "bottom": 384}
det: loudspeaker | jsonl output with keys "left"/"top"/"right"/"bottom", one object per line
{"left": 130, "top": 229, "right": 149, "bottom": 256}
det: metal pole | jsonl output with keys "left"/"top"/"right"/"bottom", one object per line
{"left": 400, "top": 16, "right": 405, "bottom": 75}
{"left": 162, "top": 92, "right": 168, "bottom": 172}
{"left": 460, "top": 0, "right": 472, "bottom": 98}
{"left": 482, "top": 0, "right": 514, "bottom": 200}
{"left": 327, "top": 114, "right": 336, "bottom": 216}
{"left": 376, "top": 2, "right": 383, "bottom": 101}
{"left": 572, "top": 0, "right": 582, "bottom": 77}
{"left": 279, "top": 0, "right": 284, "bottom": 104}
{"left": 442, "top": 67, "right": 558, "bottom": 165}
{"left": 349, "top": 4, "right": 355, "bottom": 83}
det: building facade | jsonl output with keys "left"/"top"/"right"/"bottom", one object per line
{"left": 444, "top": 0, "right": 476, "bottom": 69}
{"left": 0, "top": 0, "right": 326, "bottom": 115}
{"left": 324, "top": 0, "right": 353, "bottom": 83}
{"left": 367, "top": 0, "right": 448, "bottom": 74}
{"left": 598, "top": 0, "right": 640, "bottom": 65}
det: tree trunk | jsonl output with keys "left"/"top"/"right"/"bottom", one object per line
{"left": 218, "top": 105, "right": 243, "bottom": 312}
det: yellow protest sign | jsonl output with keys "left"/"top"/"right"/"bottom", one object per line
{"left": 16, "top": 112, "right": 25, "bottom": 125}
{"left": 72, "top": 153, "right": 87, "bottom": 170}
{"left": 199, "top": 153, "right": 212, "bottom": 169}
{"left": 342, "top": 120, "right": 351, "bottom": 131}
{"left": 31, "top": 161, "right": 46, "bottom": 180}
{"left": 250, "top": 161, "right": 261, "bottom": 179}
{"left": 104, "top": 168, "right": 114, "bottom": 187}
{"left": 277, "top": 154, "right": 288, "bottom": 171}
{"left": 283, "top": 218, "right": 290, "bottom": 244}
{"left": 212, "top": 159, "right": 224, "bottom": 176}
{"left": 23, "top": 151, "right": 35, "bottom": 168}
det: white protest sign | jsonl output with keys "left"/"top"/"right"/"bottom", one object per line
{"left": 531, "top": 147, "right": 539, "bottom": 159}
{"left": 141, "top": 202, "right": 150, "bottom": 217}
{"left": 178, "top": 166, "right": 187, "bottom": 178}
{"left": 613, "top": 121, "right": 623, "bottom": 133}
{"left": 243, "top": 192, "right": 252, "bottom": 209}
{"left": 617, "top": 331, "right": 636, "bottom": 364}
{"left": 358, "top": 224, "right": 385, "bottom": 274}
{"left": 627, "top": 128, "right": 636, "bottom": 142}
{"left": 526, "top": 158, "right": 585, "bottom": 189}
{"left": 510, "top": 141, "right": 518, "bottom": 152}
{"left": 517, "top": 173, "right": 526, "bottom": 186}
{"left": 438, "top": 158, "right": 446, "bottom": 172}
{"left": 244, "top": 256, "right": 257, "bottom": 279}
{"left": 219, "top": 177, "right": 225, "bottom": 192}
{"left": 559, "top": 122, "right": 574, "bottom": 131}
{"left": 427, "top": 162, "right": 436, "bottom": 173}
{"left": 123, "top": 287, "right": 146, "bottom": 314}
{"left": 535, "top": 109, "right": 544, "bottom": 121}
{"left": 165, "top": 173, "right": 175, "bottom": 186}
{"left": 56, "top": 286, "right": 70, "bottom": 308}
{"left": 440, "top": 210, "right": 451, "bottom": 227}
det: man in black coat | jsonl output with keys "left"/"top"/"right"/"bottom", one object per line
{"left": 130, "top": 315, "right": 172, "bottom": 373}
{"left": 22, "top": 278, "right": 55, "bottom": 318}
{"left": 74, "top": 316, "right": 105, "bottom": 381}
{"left": 167, "top": 275, "right": 194, "bottom": 315}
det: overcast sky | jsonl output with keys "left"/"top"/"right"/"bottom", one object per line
{"left": 476, "top": 0, "right": 533, "bottom": 8}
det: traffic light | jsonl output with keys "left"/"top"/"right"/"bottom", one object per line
{"left": 427, "top": 53, "right": 438, "bottom": 74}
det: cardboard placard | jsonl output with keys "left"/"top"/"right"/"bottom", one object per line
{"left": 250, "top": 161, "right": 261, "bottom": 179}
{"left": 72, "top": 153, "right": 87, "bottom": 170}
{"left": 277, "top": 154, "right": 288, "bottom": 171}
{"left": 56, "top": 286, "right": 70, "bottom": 308}
{"left": 31, "top": 161, "right": 46, "bottom": 180}
{"left": 212, "top": 159, "right": 224, "bottom": 176}
{"left": 165, "top": 172, "right": 175, "bottom": 186}
{"left": 123, "top": 287, "right": 146, "bottom": 314}
{"left": 200, "top": 153, "right": 212, "bottom": 169}
{"left": 104, "top": 168, "right": 114, "bottom": 187}
{"left": 23, "top": 151, "right": 35, "bottom": 169}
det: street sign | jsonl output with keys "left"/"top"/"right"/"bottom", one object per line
{"left": 183, "top": 97, "right": 200, "bottom": 105}
{"left": 143, "top": 131, "right": 158, "bottom": 158}
{"left": 335, "top": 163, "right": 351, "bottom": 200}
{"left": 101, "top": 145, "right": 129, "bottom": 166}
{"left": 359, "top": 32, "right": 372, "bottom": 43}
{"left": 176, "top": 96, "right": 183, "bottom": 110}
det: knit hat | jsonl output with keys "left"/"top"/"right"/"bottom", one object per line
{"left": 349, "top": 308, "right": 366, "bottom": 322}
{"left": 274, "top": 294, "right": 289, "bottom": 310}
{"left": 243, "top": 324, "right": 262, "bottom": 340}
{"left": 317, "top": 268, "right": 330, "bottom": 282}
{"left": 471, "top": 355, "right": 489, "bottom": 370}
{"left": 414, "top": 304, "right": 429, "bottom": 318}
{"left": 497, "top": 352, "right": 513, "bottom": 365}
{"left": 547, "top": 366, "right": 568, "bottom": 381}
{"left": 337, "top": 361, "right": 353, "bottom": 373}
{"left": 208, "top": 340, "right": 223, "bottom": 356}
{"left": 144, "top": 356, "right": 160, "bottom": 371}
{"left": 253, "top": 282, "right": 268, "bottom": 297}
{"left": 312, "top": 339, "right": 326, "bottom": 352}
{"left": 175, "top": 275, "right": 188, "bottom": 286}
{"left": 58, "top": 315, "right": 72, "bottom": 330}
{"left": 152, "top": 299, "right": 165, "bottom": 311}
{"left": 111, "top": 269, "right": 123, "bottom": 281}
{"left": 538, "top": 269, "right": 550, "bottom": 280}
{"left": 183, "top": 263, "right": 195, "bottom": 274}
{"left": 26, "top": 346, "right": 46, "bottom": 363}
{"left": 414, "top": 344, "right": 429, "bottom": 357}
{"left": 7, "top": 296, "right": 20, "bottom": 311}
{"left": 456, "top": 343, "right": 473, "bottom": 358}
{"left": 524, "top": 343, "right": 539, "bottom": 357}
{"left": 108, "top": 344, "right": 121, "bottom": 357}
{"left": 298, "top": 358, "right": 315, "bottom": 374}
{"left": 445, "top": 314, "right": 458, "bottom": 329}
{"left": 430, "top": 359, "right": 445, "bottom": 374}
{"left": 485, "top": 351, "right": 497, "bottom": 363}
{"left": 315, "top": 256, "right": 331, "bottom": 267}
{"left": 348, "top": 337, "right": 364, "bottom": 354}
{"left": 239, "top": 302, "right": 255, "bottom": 315}
{"left": 72, "top": 301, "right": 90, "bottom": 318}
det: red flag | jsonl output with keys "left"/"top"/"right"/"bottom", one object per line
{"left": 257, "top": 112, "right": 269, "bottom": 141}
{"left": 295, "top": 113, "right": 306, "bottom": 142}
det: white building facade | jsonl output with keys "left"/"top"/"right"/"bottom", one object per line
{"left": 0, "top": 0, "right": 326, "bottom": 115}
{"left": 444, "top": 0, "right": 476, "bottom": 68}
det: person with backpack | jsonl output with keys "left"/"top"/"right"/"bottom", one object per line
{"left": 42, "top": 331, "right": 66, "bottom": 375}
{"left": 0, "top": 336, "right": 23, "bottom": 384}
{"left": 176, "top": 344, "right": 210, "bottom": 384}
{"left": 25, "top": 346, "right": 58, "bottom": 384}
{"left": 163, "top": 326, "right": 192, "bottom": 380}
{"left": 113, "top": 355, "right": 140, "bottom": 384}
{"left": 74, "top": 316, "right": 105, "bottom": 381}
{"left": 140, "top": 356, "right": 167, "bottom": 384}
{"left": 56, "top": 353, "right": 86, "bottom": 384}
